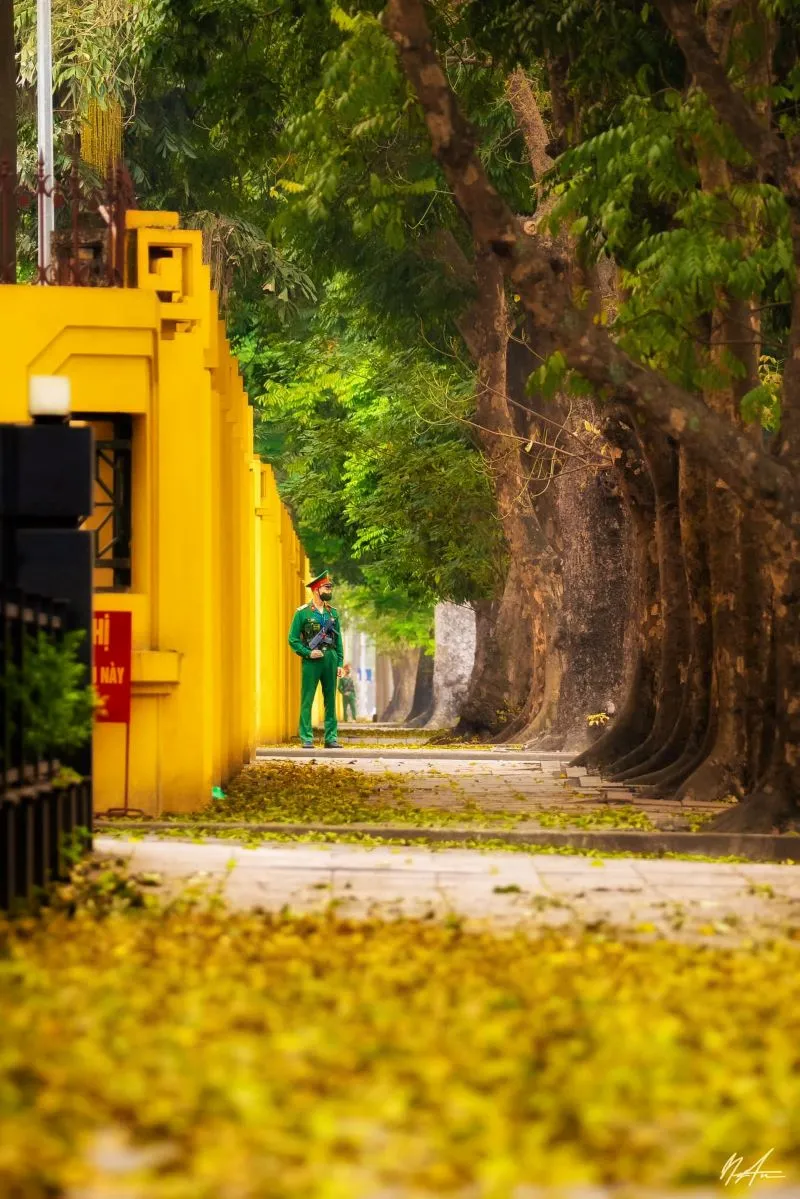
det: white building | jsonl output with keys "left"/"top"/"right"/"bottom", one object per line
{"left": 340, "top": 620, "right": 377, "bottom": 720}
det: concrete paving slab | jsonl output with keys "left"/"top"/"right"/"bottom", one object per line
{"left": 330, "top": 869, "right": 441, "bottom": 891}
{"left": 649, "top": 886, "right": 747, "bottom": 903}
{"left": 434, "top": 867, "right": 546, "bottom": 889}
{"left": 643, "top": 874, "right": 752, "bottom": 890}
{"left": 629, "top": 858, "right": 745, "bottom": 876}
{"left": 539, "top": 877, "right": 641, "bottom": 896}
{"left": 534, "top": 859, "right": 645, "bottom": 879}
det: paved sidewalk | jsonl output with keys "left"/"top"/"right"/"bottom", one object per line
{"left": 255, "top": 745, "right": 732, "bottom": 831}
{"left": 97, "top": 836, "right": 800, "bottom": 944}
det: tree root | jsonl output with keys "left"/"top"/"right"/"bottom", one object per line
{"left": 618, "top": 715, "right": 704, "bottom": 787}
{"left": 570, "top": 710, "right": 654, "bottom": 770}
{"left": 676, "top": 757, "right": 745, "bottom": 805}
{"left": 708, "top": 783, "right": 800, "bottom": 834}
{"left": 525, "top": 731, "right": 568, "bottom": 752}
{"left": 646, "top": 742, "right": 710, "bottom": 795}
{"left": 571, "top": 657, "right": 655, "bottom": 770}
{"left": 608, "top": 729, "right": 668, "bottom": 779}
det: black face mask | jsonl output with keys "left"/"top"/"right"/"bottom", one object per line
{"left": 318, "top": 588, "right": 333, "bottom": 601}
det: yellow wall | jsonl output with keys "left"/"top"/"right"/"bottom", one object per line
{"left": 0, "top": 211, "right": 311, "bottom": 815}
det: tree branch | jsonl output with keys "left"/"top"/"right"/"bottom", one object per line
{"left": 505, "top": 69, "right": 553, "bottom": 181}
{"left": 382, "top": 0, "right": 795, "bottom": 523}
{"left": 652, "top": 0, "right": 792, "bottom": 190}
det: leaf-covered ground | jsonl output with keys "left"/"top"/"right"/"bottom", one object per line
{"left": 159, "top": 762, "right": 674, "bottom": 833}
{"left": 166, "top": 761, "right": 540, "bottom": 830}
{"left": 1, "top": 867, "right": 799, "bottom": 1197}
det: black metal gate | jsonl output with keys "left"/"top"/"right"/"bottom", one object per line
{"left": 0, "top": 420, "right": 94, "bottom": 909}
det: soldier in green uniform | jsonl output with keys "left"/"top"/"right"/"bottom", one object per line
{"left": 339, "top": 663, "right": 357, "bottom": 721}
{"left": 287, "top": 570, "right": 343, "bottom": 748}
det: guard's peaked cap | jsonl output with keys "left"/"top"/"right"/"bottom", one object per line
{"left": 307, "top": 570, "right": 333, "bottom": 590}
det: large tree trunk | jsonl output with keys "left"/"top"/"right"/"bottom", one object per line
{"left": 700, "top": 0, "right": 800, "bottom": 829}
{"left": 385, "top": 0, "right": 794, "bottom": 521}
{"left": 609, "top": 430, "right": 692, "bottom": 779}
{"left": 545, "top": 463, "right": 633, "bottom": 752}
{"left": 675, "top": 478, "right": 748, "bottom": 800}
{"left": 571, "top": 419, "right": 661, "bottom": 769}
{"left": 498, "top": 322, "right": 632, "bottom": 751}
{"left": 455, "top": 559, "right": 532, "bottom": 736}
{"left": 453, "top": 250, "right": 555, "bottom": 737}
{"left": 406, "top": 650, "right": 435, "bottom": 726}
{"left": 631, "top": 447, "right": 713, "bottom": 791}
{"left": 711, "top": 271, "right": 800, "bottom": 829}
{"left": 381, "top": 648, "right": 421, "bottom": 724}
{"left": 677, "top": 128, "right": 757, "bottom": 801}
{"left": 375, "top": 653, "right": 394, "bottom": 722}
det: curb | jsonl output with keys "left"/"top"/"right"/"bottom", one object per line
{"left": 92, "top": 821, "right": 800, "bottom": 861}
{"left": 255, "top": 748, "right": 570, "bottom": 762}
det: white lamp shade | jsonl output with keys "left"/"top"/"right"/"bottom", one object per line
{"left": 28, "top": 375, "right": 72, "bottom": 418}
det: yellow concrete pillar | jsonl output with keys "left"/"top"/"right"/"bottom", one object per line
{"left": 207, "top": 319, "right": 224, "bottom": 786}
{"left": 258, "top": 465, "right": 285, "bottom": 744}
{"left": 151, "top": 303, "right": 215, "bottom": 808}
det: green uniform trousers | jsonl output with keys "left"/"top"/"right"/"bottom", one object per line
{"left": 342, "top": 693, "right": 357, "bottom": 721}
{"left": 299, "top": 650, "right": 339, "bottom": 744}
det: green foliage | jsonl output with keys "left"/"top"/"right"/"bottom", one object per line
{"left": 245, "top": 276, "right": 505, "bottom": 639}
{"left": 185, "top": 211, "right": 316, "bottom": 319}
{"left": 2, "top": 631, "right": 94, "bottom": 760}
{"left": 270, "top": 1, "right": 530, "bottom": 339}
{"left": 335, "top": 583, "right": 434, "bottom": 655}
{"left": 462, "top": 0, "right": 684, "bottom": 125}
{"left": 111, "top": 0, "right": 337, "bottom": 326}
{"left": 461, "top": 0, "right": 795, "bottom": 418}
{"left": 741, "top": 355, "right": 783, "bottom": 431}
{"left": 543, "top": 87, "right": 791, "bottom": 400}
{"left": 15, "top": 0, "right": 167, "bottom": 124}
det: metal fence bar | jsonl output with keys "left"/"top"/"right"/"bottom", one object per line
{"left": 0, "top": 587, "right": 91, "bottom": 909}
{"left": 0, "top": 156, "right": 134, "bottom": 287}
{"left": 0, "top": 804, "right": 13, "bottom": 908}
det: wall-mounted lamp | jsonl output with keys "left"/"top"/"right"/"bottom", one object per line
{"left": 28, "top": 375, "right": 71, "bottom": 422}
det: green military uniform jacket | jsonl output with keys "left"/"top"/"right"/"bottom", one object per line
{"left": 288, "top": 602, "right": 344, "bottom": 666}
{"left": 338, "top": 674, "right": 356, "bottom": 697}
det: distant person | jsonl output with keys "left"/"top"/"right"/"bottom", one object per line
{"left": 339, "top": 663, "right": 357, "bottom": 721}
{"left": 287, "top": 569, "right": 343, "bottom": 748}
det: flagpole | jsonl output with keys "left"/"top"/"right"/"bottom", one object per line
{"left": 36, "top": 0, "right": 54, "bottom": 275}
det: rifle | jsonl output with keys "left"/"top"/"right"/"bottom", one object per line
{"left": 307, "top": 610, "right": 338, "bottom": 653}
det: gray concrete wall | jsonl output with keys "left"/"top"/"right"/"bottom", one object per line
{"left": 425, "top": 603, "right": 477, "bottom": 730}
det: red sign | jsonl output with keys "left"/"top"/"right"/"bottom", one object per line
{"left": 93, "top": 610, "right": 132, "bottom": 724}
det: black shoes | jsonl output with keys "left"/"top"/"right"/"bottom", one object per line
{"left": 301, "top": 740, "right": 314, "bottom": 748}
{"left": 324, "top": 741, "right": 342, "bottom": 749}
